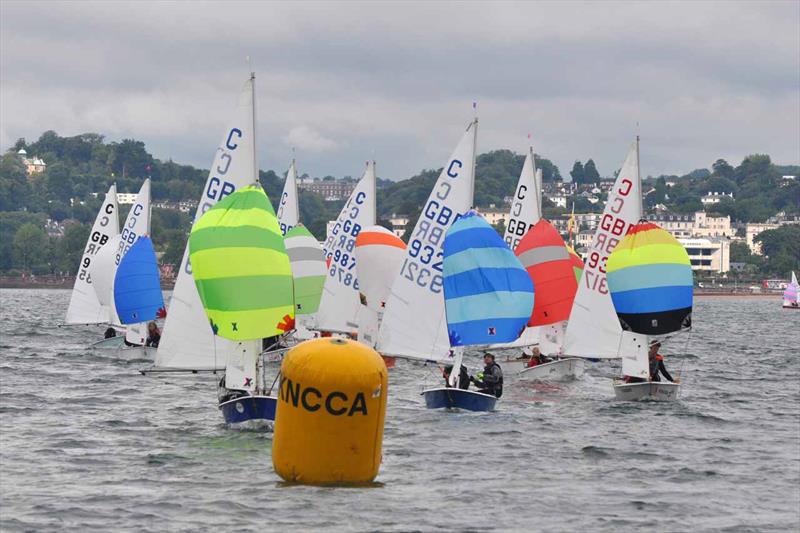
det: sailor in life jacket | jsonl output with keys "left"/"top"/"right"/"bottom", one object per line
{"left": 648, "top": 341, "right": 675, "bottom": 383}
{"left": 471, "top": 353, "right": 504, "bottom": 397}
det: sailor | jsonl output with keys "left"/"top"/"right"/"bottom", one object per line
{"left": 471, "top": 353, "right": 503, "bottom": 397}
{"left": 525, "top": 346, "right": 551, "bottom": 368}
{"left": 648, "top": 341, "right": 675, "bottom": 383}
{"left": 442, "top": 364, "right": 470, "bottom": 390}
{"left": 145, "top": 321, "right": 161, "bottom": 348}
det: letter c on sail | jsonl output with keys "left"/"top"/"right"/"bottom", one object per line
{"left": 447, "top": 159, "right": 462, "bottom": 178}
{"left": 226, "top": 128, "right": 242, "bottom": 150}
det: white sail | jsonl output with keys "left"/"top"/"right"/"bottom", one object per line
{"left": 503, "top": 148, "right": 541, "bottom": 251}
{"left": 315, "top": 161, "right": 377, "bottom": 334}
{"left": 354, "top": 225, "right": 406, "bottom": 346}
{"left": 563, "top": 141, "right": 642, "bottom": 358}
{"left": 539, "top": 321, "right": 565, "bottom": 356}
{"left": 377, "top": 120, "right": 478, "bottom": 362}
{"left": 277, "top": 159, "right": 300, "bottom": 235}
{"left": 64, "top": 184, "right": 120, "bottom": 325}
{"left": 225, "top": 341, "right": 260, "bottom": 393}
{"left": 155, "top": 76, "right": 258, "bottom": 370}
{"left": 89, "top": 234, "right": 123, "bottom": 324}
{"left": 619, "top": 331, "right": 649, "bottom": 379}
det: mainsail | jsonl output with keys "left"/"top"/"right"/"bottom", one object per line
{"left": 64, "top": 184, "right": 119, "bottom": 325}
{"left": 377, "top": 119, "right": 477, "bottom": 361}
{"left": 354, "top": 226, "right": 406, "bottom": 346}
{"left": 606, "top": 222, "right": 693, "bottom": 335}
{"left": 503, "top": 147, "right": 542, "bottom": 251}
{"left": 562, "top": 141, "right": 642, "bottom": 358}
{"left": 188, "top": 185, "right": 293, "bottom": 390}
{"left": 113, "top": 236, "right": 164, "bottom": 325}
{"left": 155, "top": 75, "right": 259, "bottom": 370}
{"left": 277, "top": 159, "right": 300, "bottom": 236}
{"left": 315, "top": 161, "right": 377, "bottom": 334}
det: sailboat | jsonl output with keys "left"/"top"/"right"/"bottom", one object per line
{"left": 560, "top": 140, "right": 644, "bottom": 366}
{"left": 607, "top": 221, "right": 693, "bottom": 401}
{"left": 314, "top": 160, "right": 377, "bottom": 336}
{"left": 277, "top": 158, "right": 300, "bottom": 235}
{"left": 284, "top": 225, "right": 326, "bottom": 342}
{"left": 189, "top": 185, "right": 295, "bottom": 425}
{"left": 88, "top": 178, "right": 152, "bottom": 349}
{"left": 353, "top": 226, "right": 406, "bottom": 350}
{"left": 377, "top": 119, "right": 478, "bottom": 364}
{"left": 783, "top": 272, "right": 799, "bottom": 309}
{"left": 515, "top": 219, "right": 585, "bottom": 381}
{"left": 422, "top": 211, "right": 533, "bottom": 411}
{"left": 149, "top": 74, "right": 261, "bottom": 374}
{"left": 63, "top": 183, "right": 120, "bottom": 340}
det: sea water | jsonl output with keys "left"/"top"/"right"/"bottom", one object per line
{"left": 0, "top": 289, "right": 798, "bottom": 531}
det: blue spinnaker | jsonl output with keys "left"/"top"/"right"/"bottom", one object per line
{"left": 114, "top": 236, "right": 164, "bottom": 324}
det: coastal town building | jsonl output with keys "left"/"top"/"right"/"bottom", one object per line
{"left": 388, "top": 214, "right": 410, "bottom": 237}
{"left": 298, "top": 178, "right": 357, "bottom": 201}
{"left": 700, "top": 191, "right": 734, "bottom": 205}
{"left": 16, "top": 148, "right": 46, "bottom": 176}
{"left": 116, "top": 193, "right": 138, "bottom": 205}
{"left": 645, "top": 211, "right": 732, "bottom": 238}
{"left": 678, "top": 238, "right": 731, "bottom": 273}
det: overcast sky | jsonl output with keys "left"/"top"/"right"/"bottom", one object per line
{"left": 2, "top": 1, "right": 798, "bottom": 181}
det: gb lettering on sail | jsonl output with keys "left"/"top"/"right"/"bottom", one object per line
{"left": 504, "top": 147, "right": 542, "bottom": 251}
{"left": 154, "top": 75, "right": 259, "bottom": 371}
{"left": 562, "top": 140, "right": 643, "bottom": 359}
{"left": 314, "top": 161, "right": 377, "bottom": 334}
{"left": 377, "top": 119, "right": 477, "bottom": 361}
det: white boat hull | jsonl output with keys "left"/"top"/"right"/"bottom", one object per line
{"left": 613, "top": 380, "right": 680, "bottom": 401}
{"left": 498, "top": 356, "right": 531, "bottom": 374}
{"left": 518, "top": 358, "right": 584, "bottom": 382}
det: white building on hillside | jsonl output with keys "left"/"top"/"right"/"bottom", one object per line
{"left": 116, "top": 193, "right": 138, "bottom": 205}
{"left": 678, "top": 238, "right": 731, "bottom": 273}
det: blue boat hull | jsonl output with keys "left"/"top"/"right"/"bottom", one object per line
{"left": 422, "top": 387, "right": 497, "bottom": 412}
{"left": 219, "top": 395, "right": 277, "bottom": 425}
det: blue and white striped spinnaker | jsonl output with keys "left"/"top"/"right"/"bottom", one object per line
{"left": 442, "top": 211, "right": 534, "bottom": 346}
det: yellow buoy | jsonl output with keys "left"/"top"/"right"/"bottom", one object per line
{"left": 272, "top": 337, "right": 388, "bottom": 484}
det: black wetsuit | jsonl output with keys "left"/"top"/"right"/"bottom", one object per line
{"left": 472, "top": 362, "right": 504, "bottom": 398}
{"left": 650, "top": 356, "right": 673, "bottom": 382}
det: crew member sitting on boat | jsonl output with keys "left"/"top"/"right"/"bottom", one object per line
{"left": 471, "top": 353, "right": 503, "bottom": 397}
{"left": 525, "top": 346, "right": 551, "bottom": 368}
{"left": 145, "top": 321, "right": 161, "bottom": 348}
{"left": 624, "top": 341, "right": 675, "bottom": 383}
{"left": 104, "top": 327, "right": 117, "bottom": 339}
{"left": 442, "top": 364, "right": 470, "bottom": 390}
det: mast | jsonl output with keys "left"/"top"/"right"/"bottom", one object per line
{"left": 636, "top": 134, "right": 643, "bottom": 220}
{"left": 470, "top": 115, "right": 478, "bottom": 209}
{"left": 531, "top": 145, "right": 542, "bottom": 216}
{"left": 250, "top": 71, "right": 258, "bottom": 187}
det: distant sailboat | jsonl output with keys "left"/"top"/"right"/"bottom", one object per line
{"left": 422, "top": 211, "right": 533, "bottom": 411}
{"left": 561, "top": 140, "right": 643, "bottom": 360}
{"left": 277, "top": 158, "right": 300, "bottom": 236}
{"left": 515, "top": 219, "right": 585, "bottom": 381}
{"left": 89, "top": 179, "right": 152, "bottom": 348}
{"left": 783, "top": 272, "right": 799, "bottom": 309}
{"left": 353, "top": 226, "right": 406, "bottom": 349}
{"left": 113, "top": 236, "right": 165, "bottom": 336}
{"left": 64, "top": 183, "right": 120, "bottom": 331}
{"left": 315, "top": 161, "right": 377, "bottom": 335}
{"left": 189, "top": 185, "right": 295, "bottom": 425}
{"left": 607, "top": 221, "right": 693, "bottom": 401}
{"left": 377, "top": 119, "right": 478, "bottom": 363}
{"left": 150, "top": 74, "right": 260, "bottom": 373}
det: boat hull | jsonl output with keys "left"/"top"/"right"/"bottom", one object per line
{"left": 518, "top": 358, "right": 584, "bottom": 382}
{"left": 421, "top": 387, "right": 497, "bottom": 412}
{"left": 89, "top": 336, "right": 126, "bottom": 349}
{"left": 219, "top": 395, "right": 277, "bottom": 425}
{"left": 782, "top": 303, "right": 799, "bottom": 309}
{"left": 613, "top": 381, "right": 680, "bottom": 401}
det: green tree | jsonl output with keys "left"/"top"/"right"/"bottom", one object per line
{"left": 13, "top": 223, "right": 50, "bottom": 272}
{"left": 584, "top": 159, "right": 600, "bottom": 183}
{"left": 53, "top": 223, "right": 89, "bottom": 273}
{"left": 0, "top": 153, "right": 31, "bottom": 211}
{"left": 712, "top": 159, "right": 735, "bottom": 179}
{"left": 570, "top": 161, "right": 585, "bottom": 184}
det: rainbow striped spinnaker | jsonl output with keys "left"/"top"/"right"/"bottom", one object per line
{"left": 606, "top": 221, "right": 693, "bottom": 335}
{"left": 443, "top": 211, "right": 534, "bottom": 346}
{"left": 189, "top": 185, "right": 295, "bottom": 341}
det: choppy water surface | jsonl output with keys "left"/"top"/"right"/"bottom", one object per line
{"left": 1, "top": 289, "right": 798, "bottom": 532}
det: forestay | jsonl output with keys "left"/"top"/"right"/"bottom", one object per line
{"left": 113, "top": 236, "right": 165, "bottom": 325}
{"left": 277, "top": 159, "right": 300, "bottom": 235}
{"left": 315, "top": 161, "right": 377, "bottom": 334}
{"left": 377, "top": 120, "right": 477, "bottom": 362}
{"left": 443, "top": 211, "right": 533, "bottom": 346}
{"left": 65, "top": 184, "right": 119, "bottom": 325}
{"left": 562, "top": 141, "right": 642, "bottom": 358}
{"left": 155, "top": 76, "right": 259, "bottom": 370}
